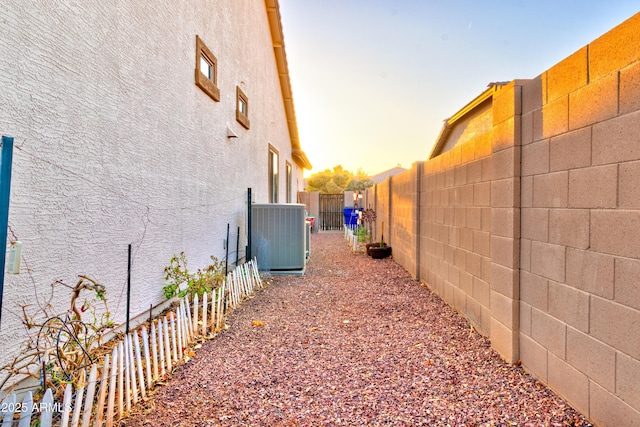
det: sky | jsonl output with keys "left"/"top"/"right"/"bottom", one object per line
{"left": 277, "top": 1, "right": 639, "bottom": 177}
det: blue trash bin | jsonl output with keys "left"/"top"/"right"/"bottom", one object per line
{"left": 343, "top": 208, "right": 359, "bottom": 227}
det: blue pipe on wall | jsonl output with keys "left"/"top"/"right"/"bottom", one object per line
{"left": 0, "top": 136, "right": 14, "bottom": 329}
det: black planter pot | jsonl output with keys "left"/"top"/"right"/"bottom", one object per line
{"left": 366, "top": 242, "right": 387, "bottom": 256}
{"left": 369, "top": 245, "right": 392, "bottom": 259}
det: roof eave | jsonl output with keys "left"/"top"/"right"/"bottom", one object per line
{"left": 265, "top": 0, "right": 312, "bottom": 170}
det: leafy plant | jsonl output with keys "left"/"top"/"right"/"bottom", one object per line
{"left": 356, "top": 226, "right": 369, "bottom": 243}
{"left": 163, "top": 252, "right": 225, "bottom": 299}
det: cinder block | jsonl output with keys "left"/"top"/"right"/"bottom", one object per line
{"left": 473, "top": 230, "right": 490, "bottom": 257}
{"left": 521, "top": 208, "right": 549, "bottom": 242}
{"left": 473, "top": 275, "right": 490, "bottom": 307}
{"left": 436, "top": 170, "right": 446, "bottom": 188}
{"left": 591, "top": 210, "right": 640, "bottom": 258}
{"left": 454, "top": 247, "right": 465, "bottom": 270}
{"left": 467, "top": 160, "right": 482, "bottom": 183}
{"left": 547, "top": 46, "right": 588, "bottom": 102}
{"left": 591, "top": 296, "right": 640, "bottom": 359}
{"left": 619, "top": 160, "right": 640, "bottom": 208}
{"left": 491, "top": 178, "right": 519, "bottom": 208}
{"left": 520, "top": 303, "right": 533, "bottom": 336}
{"left": 593, "top": 110, "right": 640, "bottom": 165}
{"left": 531, "top": 308, "right": 566, "bottom": 358}
{"left": 458, "top": 227, "right": 473, "bottom": 251}
{"left": 566, "top": 328, "right": 616, "bottom": 392}
{"left": 521, "top": 176, "right": 533, "bottom": 207}
{"left": 521, "top": 270, "right": 548, "bottom": 312}
{"left": 530, "top": 241, "right": 565, "bottom": 283}
{"left": 448, "top": 263, "right": 460, "bottom": 286}
{"left": 491, "top": 207, "right": 518, "bottom": 238}
{"left": 453, "top": 286, "right": 467, "bottom": 312}
{"left": 451, "top": 145, "right": 462, "bottom": 167}
{"left": 466, "top": 207, "right": 482, "bottom": 230}
{"left": 533, "top": 171, "right": 568, "bottom": 208}
{"left": 473, "top": 181, "right": 491, "bottom": 207}
{"left": 569, "top": 164, "right": 617, "bottom": 209}
{"left": 548, "top": 209, "right": 590, "bottom": 249}
{"left": 492, "top": 146, "right": 520, "bottom": 180}
{"left": 520, "top": 238, "right": 531, "bottom": 272}
{"left": 491, "top": 235, "right": 518, "bottom": 269}
{"left": 521, "top": 75, "right": 543, "bottom": 115}
{"left": 492, "top": 117, "right": 520, "bottom": 153}
{"left": 460, "top": 184, "right": 474, "bottom": 206}
{"left": 443, "top": 280, "right": 454, "bottom": 306}
{"left": 481, "top": 207, "right": 491, "bottom": 232}
{"left": 532, "top": 107, "right": 543, "bottom": 142}
{"left": 445, "top": 167, "right": 455, "bottom": 188}
{"left": 548, "top": 281, "right": 589, "bottom": 333}
{"left": 616, "top": 352, "right": 640, "bottom": 410}
{"left": 569, "top": 71, "right": 618, "bottom": 130}
{"left": 521, "top": 111, "right": 534, "bottom": 145}
{"left": 549, "top": 127, "right": 592, "bottom": 172}
{"left": 542, "top": 96, "right": 569, "bottom": 139}
{"left": 566, "top": 248, "right": 614, "bottom": 299}
{"left": 589, "top": 13, "right": 640, "bottom": 81}
{"left": 466, "top": 297, "right": 482, "bottom": 329}
{"left": 490, "top": 317, "right": 519, "bottom": 363}
{"left": 481, "top": 157, "right": 492, "bottom": 181}
{"left": 459, "top": 269, "right": 472, "bottom": 294}
{"left": 547, "top": 352, "right": 589, "bottom": 416}
{"left": 444, "top": 243, "right": 455, "bottom": 264}
{"left": 590, "top": 381, "right": 640, "bottom": 427}
{"left": 455, "top": 207, "right": 467, "bottom": 228}
{"left": 615, "top": 257, "right": 640, "bottom": 311}
{"left": 461, "top": 141, "right": 475, "bottom": 165}
{"left": 520, "top": 333, "right": 549, "bottom": 383}
{"left": 481, "top": 255, "right": 491, "bottom": 283}
{"left": 480, "top": 306, "right": 492, "bottom": 336}
{"left": 522, "top": 139, "right": 549, "bottom": 176}
{"left": 465, "top": 251, "right": 482, "bottom": 277}
{"left": 474, "top": 132, "right": 493, "bottom": 160}
{"left": 620, "top": 60, "right": 640, "bottom": 115}
{"left": 491, "top": 289, "right": 520, "bottom": 330}
{"left": 492, "top": 82, "right": 521, "bottom": 125}
{"left": 454, "top": 164, "right": 467, "bottom": 186}
{"left": 491, "top": 263, "right": 518, "bottom": 299}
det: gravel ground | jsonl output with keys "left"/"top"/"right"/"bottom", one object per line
{"left": 121, "top": 232, "right": 592, "bottom": 427}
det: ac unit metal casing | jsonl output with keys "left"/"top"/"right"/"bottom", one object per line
{"left": 251, "top": 203, "right": 307, "bottom": 273}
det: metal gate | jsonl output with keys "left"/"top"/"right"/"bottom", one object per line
{"left": 319, "top": 194, "right": 344, "bottom": 230}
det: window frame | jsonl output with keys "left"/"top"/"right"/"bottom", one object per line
{"left": 286, "top": 161, "right": 292, "bottom": 203}
{"left": 195, "top": 35, "right": 220, "bottom": 102}
{"left": 268, "top": 146, "right": 279, "bottom": 203}
{"left": 236, "top": 86, "right": 250, "bottom": 129}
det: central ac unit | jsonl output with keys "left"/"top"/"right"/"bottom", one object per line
{"left": 251, "top": 203, "right": 307, "bottom": 274}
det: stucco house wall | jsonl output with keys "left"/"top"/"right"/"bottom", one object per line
{"left": 0, "top": 0, "right": 308, "bottom": 387}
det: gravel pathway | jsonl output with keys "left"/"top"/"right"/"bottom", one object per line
{"left": 122, "top": 232, "right": 591, "bottom": 427}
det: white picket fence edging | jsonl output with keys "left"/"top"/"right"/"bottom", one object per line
{"left": 343, "top": 225, "right": 363, "bottom": 253}
{"left": 1, "top": 259, "right": 262, "bottom": 427}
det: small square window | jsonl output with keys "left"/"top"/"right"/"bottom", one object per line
{"left": 195, "top": 35, "right": 220, "bottom": 102}
{"left": 236, "top": 86, "right": 250, "bottom": 129}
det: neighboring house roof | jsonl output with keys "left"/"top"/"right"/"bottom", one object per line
{"left": 428, "top": 81, "right": 509, "bottom": 159}
{"left": 265, "top": 0, "right": 312, "bottom": 170}
{"left": 371, "top": 165, "right": 407, "bottom": 184}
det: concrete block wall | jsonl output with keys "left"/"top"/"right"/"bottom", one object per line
{"left": 518, "top": 13, "right": 640, "bottom": 425}
{"left": 372, "top": 12, "right": 640, "bottom": 425}
{"left": 388, "top": 164, "right": 420, "bottom": 278}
